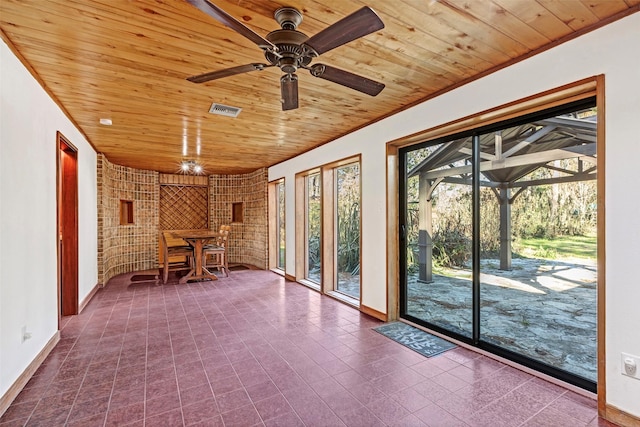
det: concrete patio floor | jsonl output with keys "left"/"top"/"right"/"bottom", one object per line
{"left": 406, "top": 257, "right": 597, "bottom": 382}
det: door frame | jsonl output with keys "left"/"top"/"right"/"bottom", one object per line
{"left": 57, "top": 132, "right": 79, "bottom": 323}
{"left": 387, "top": 77, "right": 604, "bottom": 397}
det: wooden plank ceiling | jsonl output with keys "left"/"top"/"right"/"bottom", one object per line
{"left": 1, "top": 0, "right": 638, "bottom": 175}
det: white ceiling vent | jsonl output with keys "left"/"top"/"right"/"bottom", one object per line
{"left": 209, "top": 103, "right": 242, "bottom": 118}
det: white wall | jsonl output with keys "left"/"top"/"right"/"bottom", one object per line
{"left": 269, "top": 13, "right": 640, "bottom": 417}
{"left": 0, "top": 40, "right": 98, "bottom": 397}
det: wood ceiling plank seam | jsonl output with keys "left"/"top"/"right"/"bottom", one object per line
{"left": 35, "top": 63, "right": 284, "bottom": 102}
{"left": 352, "top": 0, "right": 513, "bottom": 69}
{"left": 24, "top": 60, "right": 280, "bottom": 103}
{"left": 578, "top": 0, "right": 630, "bottom": 20}
{"left": 314, "top": 0, "right": 500, "bottom": 80}
{"left": 536, "top": 0, "right": 601, "bottom": 31}
{"left": 78, "top": 107, "right": 376, "bottom": 135}
{"left": 227, "top": 0, "right": 379, "bottom": 34}
{"left": 330, "top": 36, "right": 472, "bottom": 86}
{"left": 1, "top": 3, "right": 271, "bottom": 75}
{"left": 1, "top": 22, "right": 268, "bottom": 81}
{"left": 86, "top": 127, "right": 291, "bottom": 144}
{"left": 68, "top": 0, "right": 273, "bottom": 43}
{"left": 177, "top": 0, "right": 321, "bottom": 34}
{"left": 62, "top": 0, "right": 276, "bottom": 64}
{"left": 430, "top": 0, "right": 531, "bottom": 58}
{"left": 3, "top": 2, "right": 430, "bottom": 102}
{"left": 75, "top": 105, "right": 365, "bottom": 133}
{"left": 87, "top": 125, "right": 286, "bottom": 144}
{"left": 491, "top": 0, "right": 573, "bottom": 40}
{"left": 443, "top": 0, "right": 552, "bottom": 50}
{"left": 10, "top": 27, "right": 415, "bottom": 107}
{"left": 25, "top": 57, "right": 282, "bottom": 101}
{"left": 90, "top": 133, "right": 325, "bottom": 151}
{"left": 339, "top": 24, "right": 488, "bottom": 79}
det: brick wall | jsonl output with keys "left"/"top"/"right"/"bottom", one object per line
{"left": 97, "top": 155, "right": 159, "bottom": 285}
{"left": 209, "top": 169, "right": 268, "bottom": 269}
{"left": 97, "top": 157, "right": 269, "bottom": 284}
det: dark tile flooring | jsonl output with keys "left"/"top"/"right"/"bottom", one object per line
{"left": 1, "top": 269, "right": 617, "bottom": 426}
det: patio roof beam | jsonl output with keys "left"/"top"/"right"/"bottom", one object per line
{"left": 421, "top": 143, "right": 596, "bottom": 180}
{"left": 511, "top": 172, "right": 596, "bottom": 188}
{"left": 438, "top": 170, "right": 596, "bottom": 189}
{"left": 539, "top": 116, "right": 597, "bottom": 131}
{"left": 502, "top": 125, "right": 556, "bottom": 158}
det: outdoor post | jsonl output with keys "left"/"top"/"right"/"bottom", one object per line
{"left": 499, "top": 185, "right": 512, "bottom": 270}
{"left": 418, "top": 173, "right": 433, "bottom": 283}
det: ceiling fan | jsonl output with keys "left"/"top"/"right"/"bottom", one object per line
{"left": 186, "top": 0, "right": 385, "bottom": 110}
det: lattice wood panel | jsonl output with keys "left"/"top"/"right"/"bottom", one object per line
{"left": 160, "top": 185, "right": 208, "bottom": 230}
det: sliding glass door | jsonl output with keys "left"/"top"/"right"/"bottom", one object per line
{"left": 400, "top": 99, "right": 598, "bottom": 390}
{"left": 402, "top": 142, "right": 473, "bottom": 338}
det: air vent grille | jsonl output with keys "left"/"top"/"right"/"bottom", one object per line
{"left": 209, "top": 103, "right": 242, "bottom": 117}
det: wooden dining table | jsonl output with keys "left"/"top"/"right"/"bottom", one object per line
{"left": 171, "top": 230, "right": 222, "bottom": 283}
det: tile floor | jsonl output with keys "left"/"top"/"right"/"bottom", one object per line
{"left": 0, "top": 269, "right": 618, "bottom": 426}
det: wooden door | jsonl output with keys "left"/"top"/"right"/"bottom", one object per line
{"left": 58, "top": 133, "right": 78, "bottom": 318}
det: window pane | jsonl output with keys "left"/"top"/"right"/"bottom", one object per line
{"left": 306, "top": 173, "right": 321, "bottom": 283}
{"left": 336, "top": 163, "right": 360, "bottom": 299}
{"left": 479, "top": 109, "right": 598, "bottom": 382}
{"left": 403, "top": 143, "right": 473, "bottom": 338}
{"left": 277, "top": 181, "right": 285, "bottom": 270}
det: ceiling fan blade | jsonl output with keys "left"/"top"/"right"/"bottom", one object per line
{"left": 187, "top": 63, "right": 268, "bottom": 83}
{"left": 186, "top": 0, "right": 276, "bottom": 51}
{"left": 309, "top": 64, "right": 384, "bottom": 96}
{"left": 303, "top": 7, "right": 384, "bottom": 56}
{"left": 280, "top": 74, "right": 299, "bottom": 111}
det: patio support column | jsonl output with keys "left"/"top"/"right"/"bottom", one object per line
{"left": 499, "top": 185, "right": 512, "bottom": 270}
{"left": 418, "top": 173, "right": 433, "bottom": 283}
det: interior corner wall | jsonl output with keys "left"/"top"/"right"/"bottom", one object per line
{"left": 209, "top": 168, "right": 268, "bottom": 269}
{"left": 268, "top": 13, "right": 640, "bottom": 418}
{"left": 97, "top": 155, "right": 159, "bottom": 285}
{"left": 0, "top": 40, "right": 98, "bottom": 398}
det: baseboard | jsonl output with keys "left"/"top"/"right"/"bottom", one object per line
{"left": 269, "top": 268, "right": 285, "bottom": 277}
{"left": 605, "top": 403, "right": 640, "bottom": 427}
{"left": 0, "top": 331, "right": 60, "bottom": 417}
{"left": 360, "top": 304, "right": 387, "bottom": 321}
{"left": 79, "top": 282, "right": 100, "bottom": 313}
{"left": 284, "top": 273, "right": 296, "bottom": 282}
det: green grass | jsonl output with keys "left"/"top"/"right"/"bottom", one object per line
{"left": 514, "top": 235, "right": 596, "bottom": 260}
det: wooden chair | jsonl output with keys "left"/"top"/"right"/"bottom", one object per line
{"left": 203, "top": 225, "right": 230, "bottom": 277}
{"left": 160, "top": 231, "right": 194, "bottom": 284}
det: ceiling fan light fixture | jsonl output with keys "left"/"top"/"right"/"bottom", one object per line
{"left": 180, "top": 159, "right": 205, "bottom": 175}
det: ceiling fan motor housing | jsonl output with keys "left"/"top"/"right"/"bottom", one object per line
{"left": 265, "top": 7, "right": 313, "bottom": 74}
{"left": 274, "top": 7, "right": 303, "bottom": 30}
{"left": 265, "top": 29, "right": 311, "bottom": 73}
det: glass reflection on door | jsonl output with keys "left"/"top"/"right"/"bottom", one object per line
{"left": 478, "top": 112, "right": 597, "bottom": 382}
{"left": 403, "top": 142, "right": 473, "bottom": 338}
{"left": 401, "top": 102, "right": 598, "bottom": 389}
